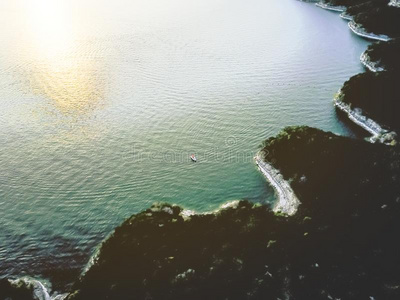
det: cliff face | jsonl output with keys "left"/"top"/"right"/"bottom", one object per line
{"left": 67, "top": 127, "right": 400, "bottom": 300}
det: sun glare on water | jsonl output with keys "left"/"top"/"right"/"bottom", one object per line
{"left": 21, "top": 0, "right": 105, "bottom": 118}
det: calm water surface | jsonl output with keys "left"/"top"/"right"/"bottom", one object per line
{"left": 0, "top": 0, "right": 370, "bottom": 287}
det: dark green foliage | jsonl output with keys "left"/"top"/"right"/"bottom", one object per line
{"left": 68, "top": 127, "right": 400, "bottom": 299}
{"left": 323, "top": 0, "right": 400, "bottom": 37}
{"left": 353, "top": 6, "right": 400, "bottom": 37}
{"left": 67, "top": 201, "right": 291, "bottom": 299}
{"left": 262, "top": 126, "right": 400, "bottom": 298}
{"left": 68, "top": 202, "right": 294, "bottom": 300}
{"left": 340, "top": 71, "right": 400, "bottom": 131}
{"left": 366, "top": 38, "right": 400, "bottom": 71}
{"left": 322, "top": 0, "right": 383, "bottom": 7}
{"left": 346, "top": 0, "right": 389, "bottom": 16}
{"left": 0, "top": 279, "right": 35, "bottom": 300}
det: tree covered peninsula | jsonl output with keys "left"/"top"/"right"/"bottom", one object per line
{"left": 62, "top": 127, "right": 400, "bottom": 300}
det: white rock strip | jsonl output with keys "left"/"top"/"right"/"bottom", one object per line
{"left": 389, "top": 0, "right": 400, "bottom": 8}
{"left": 333, "top": 93, "right": 396, "bottom": 144}
{"left": 9, "top": 278, "right": 68, "bottom": 300}
{"left": 315, "top": 2, "right": 346, "bottom": 12}
{"left": 339, "top": 12, "right": 353, "bottom": 21}
{"left": 255, "top": 154, "right": 300, "bottom": 216}
{"left": 348, "top": 21, "right": 391, "bottom": 42}
{"left": 360, "top": 52, "right": 384, "bottom": 72}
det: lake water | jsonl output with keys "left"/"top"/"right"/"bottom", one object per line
{"left": 0, "top": 0, "right": 370, "bottom": 288}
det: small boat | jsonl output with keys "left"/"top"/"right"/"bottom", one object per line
{"left": 190, "top": 154, "right": 197, "bottom": 162}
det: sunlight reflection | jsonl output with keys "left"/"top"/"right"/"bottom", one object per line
{"left": 23, "top": 0, "right": 105, "bottom": 117}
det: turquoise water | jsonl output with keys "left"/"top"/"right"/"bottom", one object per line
{"left": 0, "top": 0, "right": 370, "bottom": 286}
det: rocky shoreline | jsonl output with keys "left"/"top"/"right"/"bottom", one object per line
{"left": 254, "top": 155, "right": 300, "bottom": 216}
{"left": 348, "top": 21, "right": 391, "bottom": 42}
{"left": 339, "top": 12, "right": 353, "bottom": 20}
{"left": 60, "top": 128, "right": 400, "bottom": 299}
{"left": 333, "top": 91, "right": 396, "bottom": 144}
{"left": 389, "top": 0, "right": 400, "bottom": 7}
{"left": 0, "top": 277, "right": 68, "bottom": 300}
{"left": 3, "top": 1, "right": 400, "bottom": 299}
{"left": 362, "top": 39, "right": 400, "bottom": 71}
{"left": 315, "top": 2, "right": 345, "bottom": 12}
{"left": 4, "top": 125, "right": 400, "bottom": 299}
{"left": 360, "top": 51, "right": 384, "bottom": 72}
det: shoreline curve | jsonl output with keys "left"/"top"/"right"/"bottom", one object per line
{"left": 348, "top": 21, "right": 391, "bottom": 42}
{"left": 333, "top": 92, "right": 396, "bottom": 144}
{"left": 254, "top": 154, "right": 300, "bottom": 216}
